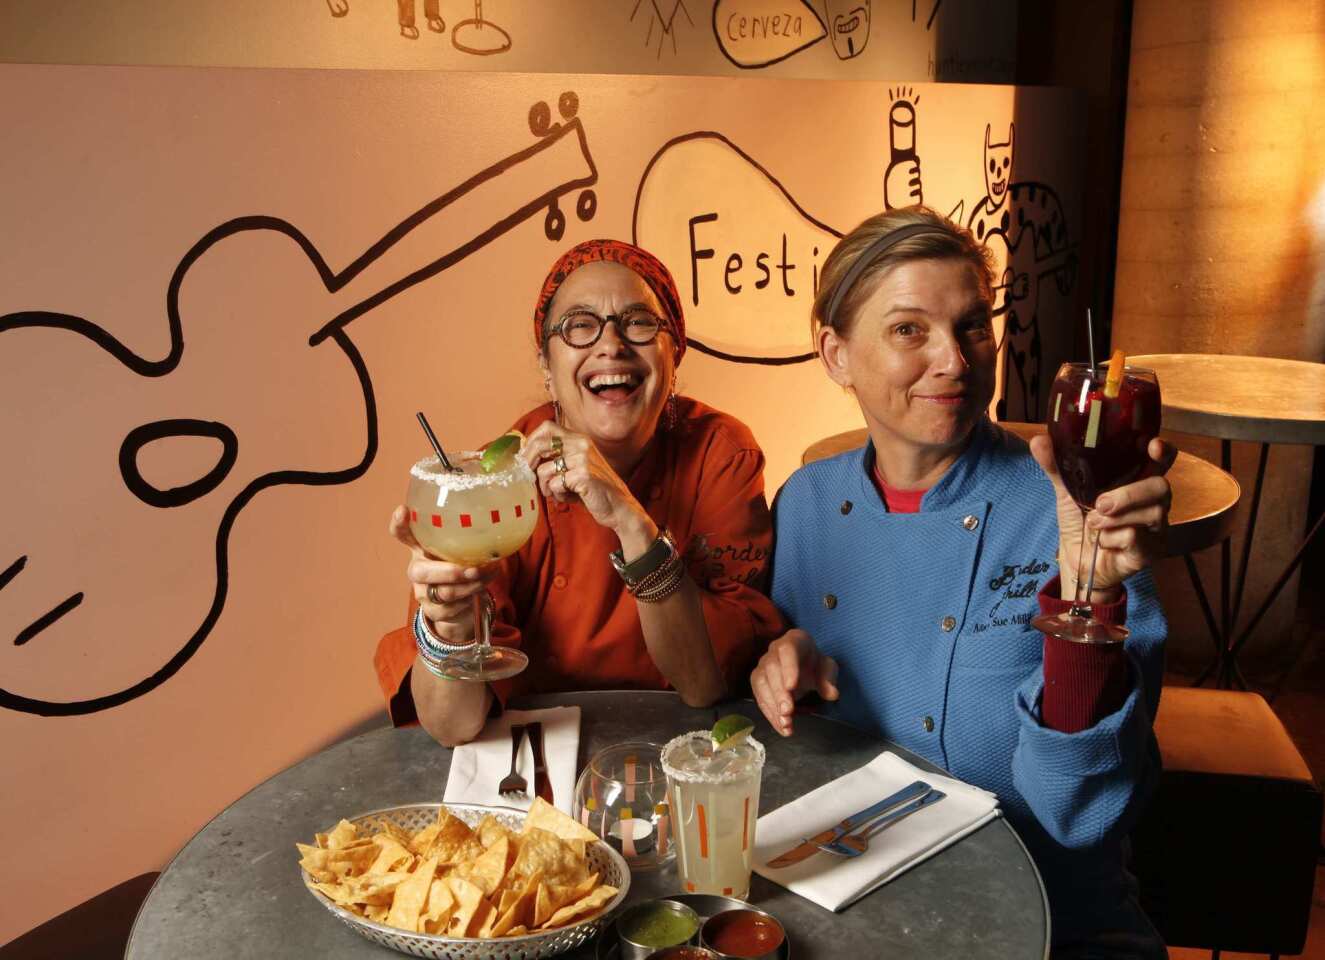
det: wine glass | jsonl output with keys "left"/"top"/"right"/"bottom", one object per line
{"left": 405, "top": 451, "right": 537, "bottom": 680}
{"left": 1032, "top": 360, "right": 1162, "bottom": 644}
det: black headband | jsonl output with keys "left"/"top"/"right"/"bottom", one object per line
{"left": 824, "top": 223, "right": 954, "bottom": 329}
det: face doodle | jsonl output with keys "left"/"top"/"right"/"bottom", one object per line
{"left": 984, "top": 122, "right": 1014, "bottom": 211}
{"left": 825, "top": 0, "right": 870, "bottom": 60}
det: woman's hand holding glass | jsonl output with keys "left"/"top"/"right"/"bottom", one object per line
{"left": 522, "top": 421, "right": 657, "bottom": 548}
{"left": 388, "top": 505, "right": 496, "bottom": 644}
{"left": 1028, "top": 435, "right": 1176, "bottom": 603}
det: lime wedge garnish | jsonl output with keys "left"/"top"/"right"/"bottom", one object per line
{"left": 711, "top": 714, "right": 755, "bottom": 750}
{"left": 479, "top": 431, "right": 523, "bottom": 473}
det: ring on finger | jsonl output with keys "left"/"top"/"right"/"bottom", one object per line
{"left": 426, "top": 584, "right": 444, "bottom": 605}
{"left": 550, "top": 435, "right": 563, "bottom": 457}
{"left": 554, "top": 455, "right": 568, "bottom": 475}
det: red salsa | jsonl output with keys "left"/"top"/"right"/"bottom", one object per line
{"left": 703, "top": 910, "right": 785, "bottom": 957}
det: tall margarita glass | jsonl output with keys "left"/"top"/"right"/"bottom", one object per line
{"left": 405, "top": 452, "right": 538, "bottom": 680}
{"left": 1033, "top": 358, "right": 1162, "bottom": 645}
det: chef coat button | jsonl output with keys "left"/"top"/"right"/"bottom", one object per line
{"left": 823, "top": 594, "right": 838, "bottom": 610}
{"left": 962, "top": 514, "right": 980, "bottom": 531}
{"left": 940, "top": 616, "right": 957, "bottom": 632}
{"left": 553, "top": 574, "right": 567, "bottom": 589}
{"left": 840, "top": 500, "right": 853, "bottom": 515}
{"left": 922, "top": 716, "right": 935, "bottom": 733}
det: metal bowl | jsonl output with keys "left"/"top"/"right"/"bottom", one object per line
{"left": 300, "top": 802, "right": 632, "bottom": 960}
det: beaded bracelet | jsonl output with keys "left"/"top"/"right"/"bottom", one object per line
{"left": 413, "top": 607, "right": 475, "bottom": 677}
{"left": 631, "top": 550, "right": 685, "bottom": 603}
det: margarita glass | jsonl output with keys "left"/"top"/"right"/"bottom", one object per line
{"left": 406, "top": 452, "right": 538, "bottom": 680}
{"left": 1033, "top": 359, "right": 1162, "bottom": 645}
{"left": 661, "top": 730, "right": 765, "bottom": 899}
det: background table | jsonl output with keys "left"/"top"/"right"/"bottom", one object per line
{"left": 803, "top": 421, "right": 1241, "bottom": 558}
{"left": 128, "top": 691, "right": 1049, "bottom": 959}
{"left": 1131, "top": 354, "right": 1325, "bottom": 687}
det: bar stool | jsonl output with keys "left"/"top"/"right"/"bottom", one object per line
{"left": 1130, "top": 686, "right": 1322, "bottom": 957}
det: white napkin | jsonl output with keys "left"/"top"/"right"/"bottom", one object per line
{"left": 753, "top": 751, "right": 1001, "bottom": 911}
{"left": 443, "top": 706, "right": 581, "bottom": 815}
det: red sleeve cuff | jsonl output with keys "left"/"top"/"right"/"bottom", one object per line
{"left": 1036, "top": 575, "right": 1130, "bottom": 733}
{"left": 1037, "top": 574, "right": 1127, "bottom": 625}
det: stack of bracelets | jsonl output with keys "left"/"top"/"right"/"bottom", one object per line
{"left": 412, "top": 606, "right": 474, "bottom": 678}
{"left": 414, "top": 530, "right": 686, "bottom": 674}
{"left": 611, "top": 529, "right": 685, "bottom": 603}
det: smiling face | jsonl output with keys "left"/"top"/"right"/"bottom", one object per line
{"left": 819, "top": 258, "right": 996, "bottom": 475}
{"left": 826, "top": 0, "right": 871, "bottom": 59}
{"left": 984, "top": 123, "right": 1014, "bottom": 209}
{"left": 541, "top": 260, "right": 676, "bottom": 462}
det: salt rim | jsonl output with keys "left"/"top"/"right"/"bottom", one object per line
{"left": 409, "top": 453, "right": 536, "bottom": 489}
{"left": 660, "top": 729, "right": 765, "bottom": 784}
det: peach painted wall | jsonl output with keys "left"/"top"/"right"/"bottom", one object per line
{"left": 1113, "top": 0, "right": 1325, "bottom": 669}
{"left": 0, "top": 61, "right": 1084, "bottom": 942}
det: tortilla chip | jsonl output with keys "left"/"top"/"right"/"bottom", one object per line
{"left": 523, "top": 797, "right": 599, "bottom": 844}
{"left": 533, "top": 881, "right": 557, "bottom": 929}
{"left": 510, "top": 827, "right": 587, "bottom": 887}
{"left": 364, "top": 903, "right": 389, "bottom": 923}
{"left": 446, "top": 876, "right": 484, "bottom": 937}
{"left": 428, "top": 809, "right": 476, "bottom": 864}
{"left": 367, "top": 836, "right": 414, "bottom": 875}
{"left": 541, "top": 884, "right": 617, "bottom": 929}
{"left": 473, "top": 897, "right": 499, "bottom": 938}
{"left": 408, "top": 821, "right": 441, "bottom": 855}
{"left": 457, "top": 835, "right": 511, "bottom": 896}
{"left": 490, "top": 873, "right": 539, "bottom": 937}
{"left": 317, "top": 819, "right": 359, "bottom": 850}
{"left": 476, "top": 814, "right": 511, "bottom": 849}
{"left": 506, "top": 925, "right": 530, "bottom": 936}
{"left": 421, "top": 878, "right": 456, "bottom": 934}
{"left": 385, "top": 855, "right": 438, "bottom": 932}
{"left": 372, "top": 817, "right": 414, "bottom": 848}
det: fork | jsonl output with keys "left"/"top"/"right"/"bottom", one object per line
{"left": 498, "top": 724, "right": 528, "bottom": 799}
{"left": 817, "top": 789, "right": 946, "bottom": 858}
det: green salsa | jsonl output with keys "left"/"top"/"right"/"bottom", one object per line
{"left": 621, "top": 905, "right": 699, "bottom": 948}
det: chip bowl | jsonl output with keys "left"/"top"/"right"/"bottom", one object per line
{"left": 300, "top": 802, "right": 632, "bottom": 960}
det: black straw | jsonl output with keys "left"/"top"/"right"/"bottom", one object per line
{"left": 415, "top": 412, "right": 457, "bottom": 472}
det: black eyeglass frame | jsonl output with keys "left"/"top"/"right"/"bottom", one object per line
{"left": 542, "top": 309, "right": 668, "bottom": 349}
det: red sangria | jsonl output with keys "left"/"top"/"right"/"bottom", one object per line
{"left": 1033, "top": 353, "right": 1161, "bottom": 644}
{"left": 1047, "top": 362, "right": 1162, "bottom": 509}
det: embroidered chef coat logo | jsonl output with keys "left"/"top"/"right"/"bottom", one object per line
{"left": 972, "top": 556, "right": 1051, "bottom": 630}
{"left": 687, "top": 533, "right": 770, "bottom": 587}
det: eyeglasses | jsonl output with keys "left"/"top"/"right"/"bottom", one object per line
{"left": 544, "top": 309, "right": 665, "bottom": 349}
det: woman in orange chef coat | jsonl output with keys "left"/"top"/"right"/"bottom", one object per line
{"left": 376, "top": 239, "right": 784, "bottom": 746}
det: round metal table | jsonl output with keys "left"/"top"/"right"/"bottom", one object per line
{"left": 128, "top": 692, "right": 1049, "bottom": 959}
{"left": 1130, "top": 354, "right": 1325, "bottom": 687}
{"left": 803, "top": 422, "right": 1241, "bottom": 558}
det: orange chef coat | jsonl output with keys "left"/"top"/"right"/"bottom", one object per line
{"left": 374, "top": 397, "right": 784, "bottom": 725}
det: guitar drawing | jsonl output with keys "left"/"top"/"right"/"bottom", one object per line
{"left": 0, "top": 91, "right": 597, "bottom": 716}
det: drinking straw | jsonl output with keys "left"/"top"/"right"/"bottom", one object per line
{"left": 415, "top": 411, "right": 457, "bottom": 472}
{"left": 1087, "top": 308, "right": 1097, "bottom": 373}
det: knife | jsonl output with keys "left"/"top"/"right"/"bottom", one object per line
{"left": 764, "top": 780, "right": 931, "bottom": 868}
{"left": 528, "top": 721, "right": 553, "bottom": 804}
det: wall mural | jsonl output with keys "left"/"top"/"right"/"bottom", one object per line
{"left": 634, "top": 93, "right": 1078, "bottom": 423}
{"left": 632, "top": 1, "right": 696, "bottom": 59}
{"left": 0, "top": 91, "right": 595, "bottom": 716}
{"left": 327, "top": 0, "right": 512, "bottom": 53}
{"left": 1, "top": 73, "right": 1077, "bottom": 725}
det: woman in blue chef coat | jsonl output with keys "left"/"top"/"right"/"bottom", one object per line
{"left": 751, "top": 206, "right": 1175, "bottom": 958}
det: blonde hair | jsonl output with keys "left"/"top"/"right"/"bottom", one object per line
{"left": 812, "top": 205, "right": 995, "bottom": 340}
